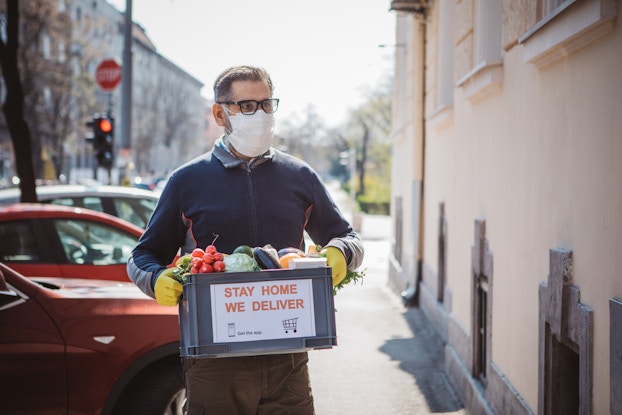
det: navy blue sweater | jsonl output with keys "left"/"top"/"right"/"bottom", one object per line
{"left": 128, "top": 139, "right": 364, "bottom": 298}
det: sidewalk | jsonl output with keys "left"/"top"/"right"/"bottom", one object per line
{"left": 306, "top": 184, "right": 468, "bottom": 414}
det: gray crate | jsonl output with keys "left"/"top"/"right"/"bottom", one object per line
{"left": 180, "top": 267, "right": 337, "bottom": 358}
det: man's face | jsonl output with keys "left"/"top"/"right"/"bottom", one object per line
{"left": 213, "top": 80, "right": 272, "bottom": 131}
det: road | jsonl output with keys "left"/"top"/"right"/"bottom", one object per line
{"left": 306, "top": 183, "right": 469, "bottom": 414}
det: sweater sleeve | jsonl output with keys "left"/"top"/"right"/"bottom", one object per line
{"left": 127, "top": 172, "right": 187, "bottom": 298}
{"left": 324, "top": 232, "right": 364, "bottom": 271}
{"left": 304, "top": 171, "right": 364, "bottom": 271}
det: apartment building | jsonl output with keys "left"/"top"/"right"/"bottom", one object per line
{"left": 0, "top": 0, "right": 211, "bottom": 184}
{"left": 388, "top": 0, "right": 621, "bottom": 413}
{"left": 70, "top": 0, "right": 209, "bottom": 181}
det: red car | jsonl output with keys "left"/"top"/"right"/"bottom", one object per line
{"left": 0, "top": 262, "right": 185, "bottom": 414}
{"left": 0, "top": 203, "right": 143, "bottom": 282}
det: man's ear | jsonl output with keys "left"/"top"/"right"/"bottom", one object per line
{"left": 212, "top": 103, "right": 226, "bottom": 127}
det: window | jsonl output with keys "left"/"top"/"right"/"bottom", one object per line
{"left": 520, "top": 0, "right": 617, "bottom": 68}
{"left": 1, "top": 14, "right": 7, "bottom": 44}
{"left": 42, "top": 34, "right": 51, "bottom": 59}
{"left": 541, "top": 0, "right": 571, "bottom": 19}
{"left": 471, "top": 220, "right": 493, "bottom": 386}
{"left": 539, "top": 249, "right": 593, "bottom": 413}
{"left": 437, "top": 202, "right": 447, "bottom": 303}
{"left": 437, "top": 0, "right": 455, "bottom": 109}
{"left": 457, "top": 0, "right": 503, "bottom": 102}
{"left": 474, "top": 0, "right": 503, "bottom": 66}
{"left": 53, "top": 219, "right": 138, "bottom": 265}
{"left": 545, "top": 329, "right": 580, "bottom": 414}
{"left": 58, "top": 42, "right": 66, "bottom": 64}
{"left": 48, "top": 196, "right": 104, "bottom": 213}
{"left": 475, "top": 275, "right": 489, "bottom": 382}
{"left": 0, "top": 222, "right": 40, "bottom": 261}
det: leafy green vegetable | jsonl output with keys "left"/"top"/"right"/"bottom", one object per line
{"left": 312, "top": 244, "right": 366, "bottom": 295}
{"left": 333, "top": 267, "right": 366, "bottom": 296}
{"left": 173, "top": 255, "right": 192, "bottom": 284}
{"left": 223, "top": 253, "right": 261, "bottom": 272}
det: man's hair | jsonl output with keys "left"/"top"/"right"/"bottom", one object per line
{"left": 213, "top": 65, "right": 274, "bottom": 102}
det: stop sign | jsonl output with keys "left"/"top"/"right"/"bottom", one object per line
{"left": 95, "top": 59, "right": 122, "bottom": 92}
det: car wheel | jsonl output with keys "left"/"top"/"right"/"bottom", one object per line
{"left": 117, "top": 363, "right": 186, "bottom": 415}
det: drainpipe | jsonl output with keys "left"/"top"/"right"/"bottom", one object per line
{"left": 389, "top": 1, "right": 428, "bottom": 306}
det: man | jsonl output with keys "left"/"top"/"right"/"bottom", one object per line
{"left": 127, "top": 65, "right": 364, "bottom": 414}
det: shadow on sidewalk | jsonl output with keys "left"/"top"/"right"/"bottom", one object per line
{"left": 379, "top": 307, "right": 466, "bottom": 413}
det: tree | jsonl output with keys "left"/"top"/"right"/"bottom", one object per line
{"left": 17, "top": 1, "right": 73, "bottom": 181}
{"left": 1, "top": 0, "right": 87, "bottom": 187}
{"left": 0, "top": 1, "right": 37, "bottom": 201}
{"left": 276, "top": 104, "right": 336, "bottom": 178}
{"left": 273, "top": 75, "right": 393, "bottom": 214}
{"left": 131, "top": 66, "right": 201, "bottom": 176}
{"left": 345, "top": 78, "right": 393, "bottom": 200}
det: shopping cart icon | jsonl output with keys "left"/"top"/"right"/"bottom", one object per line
{"left": 282, "top": 317, "right": 299, "bottom": 334}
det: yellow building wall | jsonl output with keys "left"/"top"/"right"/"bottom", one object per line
{"left": 418, "top": 3, "right": 622, "bottom": 412}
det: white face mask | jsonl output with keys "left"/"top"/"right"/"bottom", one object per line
{"left": 223, "top": 107, "right": 275, "bottom": 158}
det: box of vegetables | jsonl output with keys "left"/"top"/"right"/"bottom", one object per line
{"left": 175, "top": 244, "right": 340, "bottom": 358}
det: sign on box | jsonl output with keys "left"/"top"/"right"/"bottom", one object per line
{"left": 210, "top": 279, "right": 317, "bottom": 343}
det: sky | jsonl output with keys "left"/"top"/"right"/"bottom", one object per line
{"left": 107, "top": 0, "right": 397, "bottom": 128}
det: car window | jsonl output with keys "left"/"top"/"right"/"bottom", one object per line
{"left": 113, "top": 197, "right": 157, "bottom": 228}
{"left": 52, "top": 219, "right": 138, "bottom": 265}
{"left": 0, "top": 221, "right": 40, "bottom": 261}
{"left": 48, "top": 196, "right": 105, "bottom": 214}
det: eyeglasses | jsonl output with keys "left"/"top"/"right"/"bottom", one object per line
{"left": 218, "top": 98, "right": 279, "bottom": 115}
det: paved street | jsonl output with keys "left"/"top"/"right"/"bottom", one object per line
{"left": 306, "top": 184, "right": 469, "bottom": 414}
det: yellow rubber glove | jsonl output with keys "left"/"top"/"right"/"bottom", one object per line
{"left": 323, "top": 247, "right": 347, "bottom": 287}
{"left": 154, "top": 268, "right": 183, "bottom": 306}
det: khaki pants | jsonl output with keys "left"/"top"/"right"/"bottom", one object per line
{"left": 182, "top": 352, "right": 315, "bottom": 415}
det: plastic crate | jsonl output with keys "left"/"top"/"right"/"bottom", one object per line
{"left": 179, "top": 267, "right": 337, "bottom": 358}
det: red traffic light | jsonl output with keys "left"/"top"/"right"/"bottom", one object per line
{"left": 97, "top": 118, "right": 113, "bottom": 134}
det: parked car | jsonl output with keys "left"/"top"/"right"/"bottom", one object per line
{"left": 0, "top": 184, "right": 159, "bottom": 228}
{"left": 0, "top": 262, "right": 185, "bottom": 414}
{"left": 0, "top": 204, "right": 143, "bottom": 282}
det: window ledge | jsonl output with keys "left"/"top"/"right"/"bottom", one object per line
{"left": 519, "top": 0, "right": 617, "bottom": 69}
{"left": 427, "top": 104, "right": 454, "bottom": 132}
{"left": 456, "top": 61, "right": 504, "bottom": 104}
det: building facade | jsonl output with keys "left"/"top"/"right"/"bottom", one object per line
{"left": 69, "top": 0, "right": 209, "bottom": 183}
{"left": 0, "top": 0, "right": 213, "bottom": 185}
{"left": 389, "top": 0, "right": 621, "bottom": 413}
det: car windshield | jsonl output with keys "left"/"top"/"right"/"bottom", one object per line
{"left": 113, "top": 197, "right": 157, "bottom": 228}
{"left": 48, "top": 195, "right": 156, "bottom": 228}
{"left": 49, "top": 196, "right": 105, "bottom": 213}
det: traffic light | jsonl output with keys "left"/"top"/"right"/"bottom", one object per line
{"left": 88, "top": 113, "right": 114, "bottom": 168}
